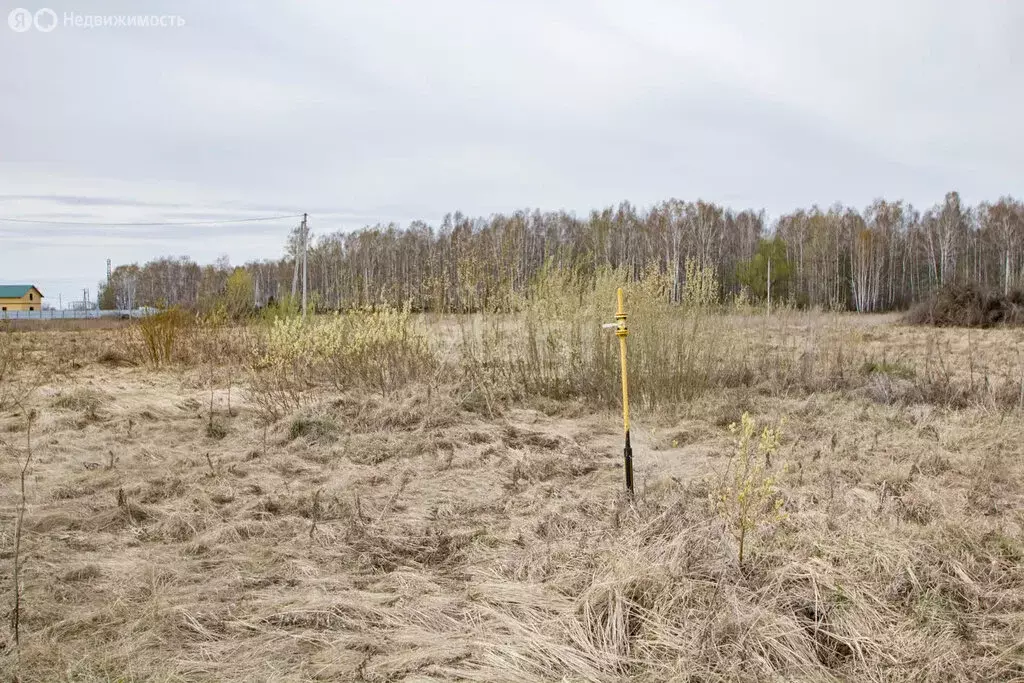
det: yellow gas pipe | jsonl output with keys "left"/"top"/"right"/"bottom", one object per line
{"left": 604, "top": 287, "right": 633, "bottom": 495}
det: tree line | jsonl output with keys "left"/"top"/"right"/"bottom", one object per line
{"left": 99, "top": 191, "right": 1024, "bottom": 314}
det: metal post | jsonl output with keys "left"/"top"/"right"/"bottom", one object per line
{"left": 603, "top": 287, "right": 633, "bottom": 496}
{"left": 616, "top": 288, "right": 633, "bottom": 495}
{"left": 301, "top": 212, "right": 308, "bottom": 320}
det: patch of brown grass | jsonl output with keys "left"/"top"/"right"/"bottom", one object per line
{"left": 2, "top": 315, "right": 1023, "bottom": 681}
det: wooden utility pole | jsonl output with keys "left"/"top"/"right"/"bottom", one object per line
{"left": 767, "top": 257, "right": 772, "bottom": 316}
{"left": 301, "top": 212, "right": 308, "bottom": 320}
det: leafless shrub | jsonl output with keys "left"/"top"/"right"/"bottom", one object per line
{"left": 125, "top": 308, "right": 194, "bottom": 366}
{"left": 907, "top": 284, "right": 1024, "bottom": 327}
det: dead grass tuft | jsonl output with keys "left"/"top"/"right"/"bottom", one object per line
{"left": 96, "top": 347, "right": 134, "bottom": 367}
{"left": 287, "top": 415, "right": 338, "bottom": 443}
{"left": 51, "top": 387, "right": 108, "bottom": 413}
{"left": 60, "top": 565, "right": 103, "bottom": 582}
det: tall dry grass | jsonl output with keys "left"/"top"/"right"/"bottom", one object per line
{"left": 0, "top": 325, "right": 38, "bottom": 413}
{"left": 455, "top": 268, "right": 1024, "bottom": 415}
{"left": 0, "top": 326, "right": 17, "bottom": 412}
{"left": 245, "top": 304, "right": 438, "bottom": 420}
{"left": 132, "top": 308, "right": 193, "bottom": 366}
{"left": 82, "top": 271, "right": 1024, "bottom": 421}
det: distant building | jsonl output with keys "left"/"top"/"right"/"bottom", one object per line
{"left": 69, "top": 300, "right": 97, "bottom": 311}
{"left": 0, "top": 285, "right": 43, "bottom": 313}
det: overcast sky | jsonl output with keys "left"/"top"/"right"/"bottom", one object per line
{"left": 1, "top": 0, "right": 1021, "bottom": 306}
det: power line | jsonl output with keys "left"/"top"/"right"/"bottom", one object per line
{"left": 0, "top": 213, "right": 304, "bottom": 227}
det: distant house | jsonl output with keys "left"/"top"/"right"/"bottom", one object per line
{"left": 0, "top": 285, "right": 44, "bottom": 313}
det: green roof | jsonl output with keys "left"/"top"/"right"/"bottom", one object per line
{"left": 0, "top": 285, "right": 42, "bottom": 298}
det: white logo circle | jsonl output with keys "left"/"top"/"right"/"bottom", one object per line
{"left": 8, "top": 8, "right": 32, "bottom": 32}
{"left": 33, "top": 8, "right": 57, "bottom": 32}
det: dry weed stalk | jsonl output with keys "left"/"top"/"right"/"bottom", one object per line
{"left": 309, "top": 488, "right": 323, "bottom": 539}
{"left": 10, "top": 408, "right": 37, "bottom": 672}
{"left": 205, "top": 452, "right": 218, "bottom": 476}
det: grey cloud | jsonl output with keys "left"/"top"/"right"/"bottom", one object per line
{"left": 1, "top": 0, "right": 1021, "bottom": 305}
{"left": 0, "top": 194, "right": 187, "bottom": 208}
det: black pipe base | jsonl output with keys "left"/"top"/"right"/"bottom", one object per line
{"left": 624, "top": 430, "right": 634, "bottom": 496}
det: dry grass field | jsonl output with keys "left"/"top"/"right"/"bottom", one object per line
{"left": 1, "top": 304, "right": 1023, "bottom": 681}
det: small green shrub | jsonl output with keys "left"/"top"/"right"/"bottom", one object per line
{"left": 715, "top": 412, "right": 785, "bottom": 569}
